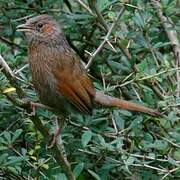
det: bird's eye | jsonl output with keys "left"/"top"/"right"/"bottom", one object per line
{"left": 37, "top": 23, "right": 43, "bottom": 29}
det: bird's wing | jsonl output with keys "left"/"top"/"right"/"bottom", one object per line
{"left": 53, "top": 54, "right": 95, "bottom": 114}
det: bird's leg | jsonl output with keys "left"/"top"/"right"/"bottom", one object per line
{"left": 31, "top": 102, "right": 53, "bottom": 111}
{"left": 29, "top": 102, "right": 54, "bottom": 116}
{"left": 49, "top": 116, "right": 65, "bottom": 148}
{"left": 21, "top": 98, "right": 54, "bottom": 115}
{"left": 30, "top": 102, "right": 37, "bottom": 116}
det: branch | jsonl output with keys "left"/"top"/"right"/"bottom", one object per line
{"left": 116, "top": 40, "right": 132, "bottom": 60}
{"left": 84, "top": 3, "right": 132, "bottom": 64}
{"left": 150, "top": 0, "right": 180, "bottom": 97}
{"left": 0, "top": 54, "right": 14, "bottom": 77}
{"left": 30, "top": 115, "right": 75, "bottom": 180}
{"left": 85, "top": 7, "right": 125, "bottom": 69}
{"left": 0, "top": 36, "right": 22, "bottom": 50}
{"left": 75, "top": 0, "right": 95, "bottom": 16}
{"left": 0, "top": 54, "right": 75, "bottom": 180}
{"left": 0, "top": 54, "right": 26, "bottom": 98}
{"left": 88, "top": 0, "right": 109, "bottom": 31}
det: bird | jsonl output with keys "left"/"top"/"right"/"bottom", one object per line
{"left": 16, "top": 14, "right": 161, "bottom": 121}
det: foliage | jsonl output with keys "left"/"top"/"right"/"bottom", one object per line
{"left": 0, "top": 0, "right": 179, "bottom": 179}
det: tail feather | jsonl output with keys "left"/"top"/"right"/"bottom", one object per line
{"left": 94, "top": 91, "right": 161, "bottom": 116}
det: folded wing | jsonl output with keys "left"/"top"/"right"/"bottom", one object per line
{"left": 53, "top": 54, "right": 95, "bottom": 114}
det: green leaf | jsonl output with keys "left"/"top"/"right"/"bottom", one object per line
{"left": 135, "top": 34, "right": 148, "bottom": 48}
{"left": 169, "top": 132, "right": 180, "bottom": 142}
{"left": 173, "top": 149, "right": 180, "bottom": 161}
{"left": 168, "top": 157, "right": 179, "bottom": 166}
{"left": 153, "top": 140, "right": 168, "bottom": 150}
{"left": 153, "top": 42, "right": 171, "bottom": 49}
{"left": 133, "top": 12, "right": 145, "bottom": 29}
{"left": 54, "top": 173, "right": 67, "bottom": 180}
{"left": 73, "top": 162, "right": 84, "bottom": 178}
{"left": 97, "top": 135, "right": 106, "bottom": 145}
{"left": 119, "top": 110, "right": 132, "bottom": 117}
{"left": 125, "top": 157, "right": 135, "bottom": 166}
{"left": 142, "top": 140, "right": 168, "bottom": 151}
{"left": 97, "top": 0, "right": 117, "bottom": 12}
{"left": 7, "top": 166, "right": 20, "bottom": 175}
{"left": 82, "top": 130, "right": 92, "bottom": 147}
{"left": 144, "top": 133, "right": 153, "bottom": 143}
{"left": 138, "top": 59, "right": 148, "bottom": 73}
{"left": 129, "top": 116, "right": 143, "bottom": 129}
{"left": 0, "top": 153, "right": 8, "bottom": 165}
{"left": 0, "top": 137, "right": 7, "bottom": 145}
{"left": 12, "top": 129, "right": 23, "bottom": 142}
{"left": 0, "top": 146, "right": 8, "bottom": 150}
{"left": 87, "top": 169, "right": 101, "bottom": 180}
{"left": 102, "top": 163, "right": 118, "bottom": 170}
{"left": 3, "top": 131, "right": 11, "bottom": 144}
{"left": 5, "top": 156, "right": 28, "bottom": 166}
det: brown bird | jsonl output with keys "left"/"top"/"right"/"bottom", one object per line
{"left": 16, "top": 15, "right": 160, "bottom": 118}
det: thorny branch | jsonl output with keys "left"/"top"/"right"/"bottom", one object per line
{"left": 88, "top": 0, "right": 109, "bottom": 31}
{"left": 75, "top": 0, "right": 95, "bottom": 16}
{"left": 85, "top": 6, "right": 125, "bottom": 69}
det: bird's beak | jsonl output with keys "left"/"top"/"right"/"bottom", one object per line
{"left": 16, "top": 23, "right": 33, "bottom": 32}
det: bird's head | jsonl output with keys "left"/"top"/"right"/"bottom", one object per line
{"left": 16, "top": 15, "right": 61, "bottom": 41}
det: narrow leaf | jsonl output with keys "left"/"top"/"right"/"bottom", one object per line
{"left": 87, "top": 170, "right": 101, "bottom": 180}
{"left": 82, "top": 130, "right": 92, "bottom": 147}
{"left": 73, "top": 162, "right": 84, "bottom": 177}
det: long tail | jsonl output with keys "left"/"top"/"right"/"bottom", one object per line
{"left": 94, "top": 91, "right": 161, "bottom": 116}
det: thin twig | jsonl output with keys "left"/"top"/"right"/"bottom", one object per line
{"left": 0, "top": 36, "right": 22, "bottom": 50}
{"left": 123, "top": 3, "right": 142, "bottom": 10}
{"left": 161, "top": 167, "right": 179, "bottom": 180}
{"left": 75, "top": 0, "right": 95, "bottom": 16}
{"left": 14, "top": 64, "right": 29, "bottom": 74}
{"left": 85, "top": 7, "right": 125, "bottom": 69}
{"left": 145, "top": 34, "right": 160, "bottom": 67}
{"left": 105, "top": 156, "right": 179, "bottom": 176}
{"left": 116, "top": 40, "right": 132, "bottom": 60}
{"left": 150, "top": 0, "right": 180, "bottom": 97}
{"left": 155, "top": 133, "right": 180, "bottom": 148}
{"left": 88, "top": 0, "right": 109, "bottom": 31}
{"left": 129, "top": 153, "right": 180, "bottom": 164}
{"left": 131, "top": 84, "right": 142, "bottom": 102}
{"left": 143, "top": 164, "right": 167, "bottom": 173}
{"left": 0, "top": 54, "right": 25, "bottom": 98}
{"left": 111, "top": 113, "right": 118, "bottom": 135}
{"left": 107, "top": 67, "right": 180, "bottom": 93}
{"left": 12, "top": 14, "right": 35, "bottom": 22}
{"left": 0, "top": 54, "right": 14, "bottom": 77}
{"left": 139, "top": 67, "right": 180, "bottom": 81}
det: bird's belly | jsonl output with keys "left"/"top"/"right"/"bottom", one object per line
{"left": 32, "top": 74, "right": 72, "bottom": 114}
